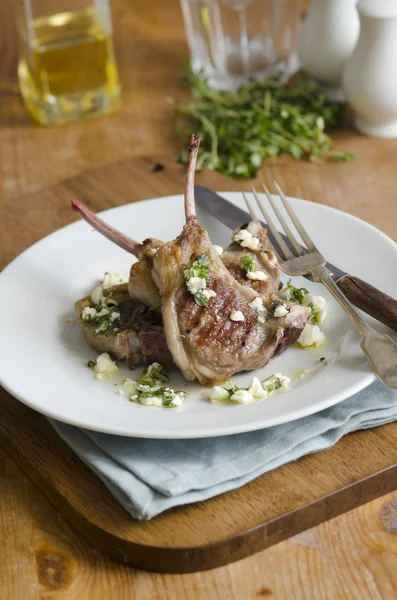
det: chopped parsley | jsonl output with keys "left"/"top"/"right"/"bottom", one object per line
{"left": 282, "top": 280, "right": 327, "bottom": 328}
{"left": 209, "top": 374, "right": 290, "bottom": 404}
{"left": 116, "top": 364, "right": 186, "bottom": 408}
{"left": 184, "top": 254, "right": 217, "bottom": 307}
{"left": 184, "top": 253, "right": 210, "bottom": 282}
{"left": 282, "top": 279, "right": 309, "bottom": 304}
{"left": 137, "top": 362, "right": 169, "bottom": 387}
{"left": 93, "top": 304, "right": 121, "bottom": 334}
{"left": 240, "top": 255, "right": 254, "bottom": 273}
{"left": 137, "top": 387, "right": 186, "bottom": 407}
{"left": 194, "top": 290, "right": 210, "bottom": 307}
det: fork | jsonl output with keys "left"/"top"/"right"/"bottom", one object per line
{"left": 246, "top": 181, "right": 397, "bottom": 390}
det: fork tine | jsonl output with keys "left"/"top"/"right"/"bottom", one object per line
{"left": 260, "top": 179, "right": 303, "bottom": 256}
{"left": 251, "top": 188, "right": 294, "bottom": 261}
{"left": 244, "top": 191, "right": 283, "bottom": 264}
{"left": 242, "top": 192, "right": 258, "bottom": 221}
{"left": 272, "top": 180, "right": 316, "bottom": 251}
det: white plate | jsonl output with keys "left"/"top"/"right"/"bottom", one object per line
{"left": 0, "top": 193, "right": 396, "bottom": 439}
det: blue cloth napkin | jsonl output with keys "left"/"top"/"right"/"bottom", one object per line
{"left": 51, "top": 380, "right": 397, "bottom": 520}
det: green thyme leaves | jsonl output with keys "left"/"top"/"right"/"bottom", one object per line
{"left": 174, "top": 64, "right": 354, "bottom": 179}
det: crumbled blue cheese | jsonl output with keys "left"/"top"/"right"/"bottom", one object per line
{"left": 298, "top": 324, "right": 325, "bottom": 347}
{"left": 116, "top": 378, "right": 138, "bottom": 397}
{"left": 274, "top": 304, "right": 289, "bottom": 318}
{"left": 230, "top": 310, "right": 245, "bottom": 322}
{"left": 248, "top": 377, "right": 268, "bottom": 400}
{"left": 139, "top": 395, "right": 163, "bottom": 407}
{"left": 211, "top": 373, "right": 290, "bottom": 405}
{"left": 91, "top": 285, "right": 105, "bottom": 305}
{"left": 233, "top": 229, "right": 260, "bottom": 251}
{"left": 209, "top": 386, "right": 231, "bottom": 403}
{"left": 262, "top": 373, "right": 291, "bottom": 392}
{"left": 110, "top": 311, "right": 120, "bottom": 322}
{"left": 91, "top": 272, "right": 128, "bottom": 305}
{"left": 94, "top": 353, "right": 119, "bottom": 380}
{"left": 282, "top": 280, "right": 327, "bottom": 327}
{"left": 186, "top": 276, "right": 206, "bottom": 294}
{"left": 257, "top": 315, "right": 265, "bottom": 324}
{"left": 96, "top": 307, "right": 110, "bottom": 318}
{"left": 102, "top": 272, "right": 128, "bottom": 289}
{"left": 230, "top": 389, "right": 253, "bottom": 403}
{"left": 200, "top": 289, "right": 217, "bottom": 301}
{"left": 169, "top": 394, "right": 183, "bottom": 407}
{"left": 302, "top": 293, "right": 327, "bottom": 325}
{"left": 213, "top": 245, "right": 223, "bottom": 255}
{"left": 248, "top": 297, "right": 264, "bottom": 313}
{"left": 184, "top": 255, "right": 217, "bottom": 308}
{"left": 246, "top": 270, "right": 268, "bottom": 281}
{"left": 114, "top": 364, "right": 185, "bottom": 408}
{"left": 81, "top": 306, "right": 97, "bottom": 321}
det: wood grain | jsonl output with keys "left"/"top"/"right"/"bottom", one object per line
{"left": 2, "top": 0, "right": 397, "bottom": 594}
{"left": 4, "top": 379, "right": 397, "bottom": 575}
{"left": 1, "top": 156, "right": 397, "bottom": 575}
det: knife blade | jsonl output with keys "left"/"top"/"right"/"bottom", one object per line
{"left": 195, "top": 185, "right": 397, "bottom": 332}
{"left": 195, "top": 185, "right": 346, "bottom": 282}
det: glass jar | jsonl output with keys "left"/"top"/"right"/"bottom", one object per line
{"left": 15, "top": 0, "right": 121, "bottom": 126}
{"left": 181, "top": 0, "right": 302, "bottom": 90}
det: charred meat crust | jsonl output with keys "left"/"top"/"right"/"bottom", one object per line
{"left": 74, "top": 285, "right": 173, "bottom": 369}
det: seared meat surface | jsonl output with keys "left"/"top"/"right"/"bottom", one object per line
{"left": 221, "top": 221, "right": 280, "bottom": 296}
{"left": 151, "top": 135, "right": 310, "bottom": 384}
{"left": 152, "top": 217, "right": 309, "bottom": 384}
{"left": 75, "top": 284, "right": 173, "bottom": 369}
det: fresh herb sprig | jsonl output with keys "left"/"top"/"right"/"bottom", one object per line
{"left": 282, "top": 279, "right": 309, "bottom": 304}
{"left": 174, "top": 64, "right": 354, "bottom": 178}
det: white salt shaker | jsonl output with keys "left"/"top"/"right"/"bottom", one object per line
{"left": 298, "top": 0, "right": 360, "bottom": 100}
{"left": 343, "top": 0, "right": 397, "bottom": 138}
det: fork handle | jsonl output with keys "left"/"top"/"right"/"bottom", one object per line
{"left": 337, "top": 275, "right": 397, "bottom": 333}
{"left": 312, "top": 267, "right": 397, "bottom": 389}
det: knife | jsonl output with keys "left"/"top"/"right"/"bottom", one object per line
{"left": 195, "top": 185, "right": 397, "bottom": 333}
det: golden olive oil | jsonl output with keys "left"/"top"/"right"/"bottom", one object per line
{"left": 18, "top": 7, "right": 120, "bottom": 126}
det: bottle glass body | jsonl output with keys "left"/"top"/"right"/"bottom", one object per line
{"left": 16, "top": 0, "right": 121, "bottom": 126}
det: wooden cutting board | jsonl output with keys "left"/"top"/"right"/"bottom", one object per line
{"left": 1, "top": 152, "right": 397, "bottom": 574}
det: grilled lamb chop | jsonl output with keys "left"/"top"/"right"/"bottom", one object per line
{"left": 72, "top": 137, "right": 309, "bottom": 382}
{"left": 221, "top": 221, "right": 280, "bottom": 297}
{"left": 150, "top": 135, "right": 310, "bottom": 384}
{"left": 75, "top": 284, "right": 173, "bottom": 368}
{"left": 71, "top": 204, "right": 280, "bottom": 309}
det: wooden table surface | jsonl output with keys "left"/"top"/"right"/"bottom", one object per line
{"left": 2, "top": 0, "right": 397, "bottom": 598}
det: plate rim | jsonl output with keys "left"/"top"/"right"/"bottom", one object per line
{"left": 1, "top": 192, "right": 395, "bottom": 438}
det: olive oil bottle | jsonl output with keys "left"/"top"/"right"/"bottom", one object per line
{"left": 16, "top": 2, "right": 120, "bottom": 126}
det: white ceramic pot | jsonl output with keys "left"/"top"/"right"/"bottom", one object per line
{"left": 343, "top": 0, "right": 397, "bottom": 138}
{"left": 298, "top": 0, "right": 359, "bottom": 95}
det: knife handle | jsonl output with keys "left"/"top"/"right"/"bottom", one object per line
{"left": 337, "top": 275, "right": 397, "bottom": 332}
